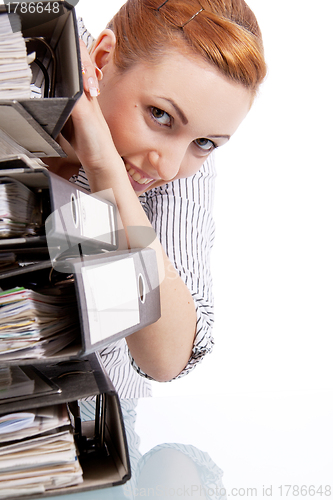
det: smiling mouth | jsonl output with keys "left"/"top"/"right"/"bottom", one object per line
{"left": 125, "top": 163, "right": 155, "bottom": 185}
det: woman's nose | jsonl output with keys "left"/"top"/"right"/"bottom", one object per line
{"left": 148, "top": 144, "right": 187, "bottom": 181}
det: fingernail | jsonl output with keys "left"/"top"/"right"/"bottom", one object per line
{"left": 88, "top": 77, "right": 99, "bottom": 97}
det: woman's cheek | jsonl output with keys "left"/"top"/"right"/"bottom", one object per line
{"left": 107, "top": 120, "right": 140, "bottom": 157}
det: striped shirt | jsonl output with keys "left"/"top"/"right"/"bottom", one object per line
{"left": 75, "top": 20, "right": 216, "bottom": 398}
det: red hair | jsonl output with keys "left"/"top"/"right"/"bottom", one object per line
{"left": 107, "top": 0, "right": 266, "bottom": 94}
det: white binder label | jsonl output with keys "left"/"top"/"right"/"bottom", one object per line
{"left": 82, "top": 258, "right": 140, "bottom": 345}
{"left": 78, "top": 191, "right": 113, "bottom": 244}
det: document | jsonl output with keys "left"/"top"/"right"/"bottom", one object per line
{"left": 0, "top": 412, "right": 35, "bottom": 435}
{"left": 0, "top": 177, "right": 41, "bottom": 238}
{"left": 0, "top": 285, "right": 79, "bottom": 360}
{"left": 0, "top": 12, "right": 32, "bottom": 99}
{"left": 0, "top": 404, "right": 69, "bottom": 443}
{"left": 0, "top": 404, "right": 83, "bottom": 496}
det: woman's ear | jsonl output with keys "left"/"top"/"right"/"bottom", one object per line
{"left": 90, "top": 29, "right": 117, "bottom": 71}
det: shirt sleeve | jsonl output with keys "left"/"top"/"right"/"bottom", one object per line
{"left": 131, "top": 154, "right": 217, "bottom": 380}
{"left": 77, "top": 17, "right": 95, "bottom": 51}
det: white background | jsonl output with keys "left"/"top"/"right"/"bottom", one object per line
{"left": 2, "top": 0, "right": 331, "bottom": 397}
{"left": 75, "top": 0, "right": 333, "bottom": 397}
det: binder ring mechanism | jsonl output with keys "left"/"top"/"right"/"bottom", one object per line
{"left": 71, "top": 193, "right": 79, "bottom": 228}
{"left": 138, "top": 273, "right": 146, "bottom": 304}
{"left": 24, "top": 36, "right": 57, "bottom": 98}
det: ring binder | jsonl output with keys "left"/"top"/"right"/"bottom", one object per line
{"left": 0, "top": 156, "right": 161, "bottom": 365}
{"left": 0, "top": 0, "right": 83, "bottom": 154}
{"left": 0, "top": 353, "right": 131, "bottom": 495}
{"left": 0, "top": 155, "right": 118, "bottom": 259}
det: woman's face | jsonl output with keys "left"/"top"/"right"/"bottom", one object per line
{"left": 96, "top": 47, "right": 252, "bottom": 195}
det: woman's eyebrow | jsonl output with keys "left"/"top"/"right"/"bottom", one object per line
{"left": 155, "top": 97, "right": 230, "bottom": 140}
{"left": 208, "top": 134, "right": 231, "bottom": 140}
{"left": 155, "top": 96, "right": 189, "bottom": 125}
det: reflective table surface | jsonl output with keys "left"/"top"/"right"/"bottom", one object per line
{"left": 46, "top": 389, "right": 333, "bottom": 500}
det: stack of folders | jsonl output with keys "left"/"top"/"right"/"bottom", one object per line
{"left": 0, "top": 404, "right": 83, "bottom": 497}
{"left": 0, "top": 177, "right": 41, "bottom": 238}
{"left": 0, "top": 284, "right": 79, "bottom": 361}
{"left": 0, "top": 12, "right": 32, "bottom": 99}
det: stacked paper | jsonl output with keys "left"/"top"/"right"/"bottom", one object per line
{"left": 0, "top": 177, "right": 40, "bottom": 238}
{"left": 0, "top": 285, "right": 79, "bottom": 360}
{"left": 0, "top": 12, "right": 32, "bottom": 99}
{"left": 0, "top": 404, "right": 83, "bottom": 497}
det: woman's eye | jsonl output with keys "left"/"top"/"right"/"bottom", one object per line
{"left": 150, "top": 107, "right": 172, "bottom": 127}
{"left": 194, "top": 138, "right": 216, "bottom": 152}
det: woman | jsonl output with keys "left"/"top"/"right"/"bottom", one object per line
{"left": 47, "top": 0, "right": 266, "bottom": 397}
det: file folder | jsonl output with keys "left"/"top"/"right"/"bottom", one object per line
{"left": 0, "top": 156, "right": 161, "bottom": 365}
{"left": 0, "top": 353, "right": 132, "bottom": 494}
{"left": 0, "top": 102, "right": 66, "bottom": 158}
{"left": 0, "top": 247, "right": 161, "bottom": 364}
{"left": 0, "top": 155, "right": 118, "bottom": 259}
{"left": 69, "top": 247, "right": 161, "bottom": 351}
{"left": 0, "top": 0, "right": 83, "bottom": 155}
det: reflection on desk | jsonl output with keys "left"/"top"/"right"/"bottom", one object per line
{"left": 45, "top": 390, "right": 333, "bottom": 500}
{"left": 78, "top": 398, "right": 225, "bottom": 500}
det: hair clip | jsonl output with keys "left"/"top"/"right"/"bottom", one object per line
{"left": 157, "top": 0, "right": 169, "bottom": 9}
{"left": 156, "top": 0, "right": 205, "bottom": 29}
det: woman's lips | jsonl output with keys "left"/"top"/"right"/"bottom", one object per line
{"left": 124, "top": 162, "right": 156, "bottom": 189}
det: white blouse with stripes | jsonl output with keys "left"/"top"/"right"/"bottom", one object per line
{"left": 73, "top": 20, "right": 217, "bottom": 399}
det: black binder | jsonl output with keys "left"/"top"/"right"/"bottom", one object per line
{"left": 0, "top": 353, "right": 132, "bottom": 495}
{"left": 0, "top": 0, "right": 83, "bottom": 156}
{"left": 0, "top": 249, "right": 160, "bottom": 365}
{"left": 0, "top": 156, "right": 161, "bottom": 364}
{"left": 0, "top": 155, "right": 118, "bottom": 259}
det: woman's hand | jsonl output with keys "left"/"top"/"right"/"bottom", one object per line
{"left": 62, "top": 40, "right": 122, "bottom": 173}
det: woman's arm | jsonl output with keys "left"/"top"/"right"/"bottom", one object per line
{"left": 136, "top": 160, "right": 216, "bottom": 381}
{"left": 90, "top": 160, "right": 197, "bottom": 382}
